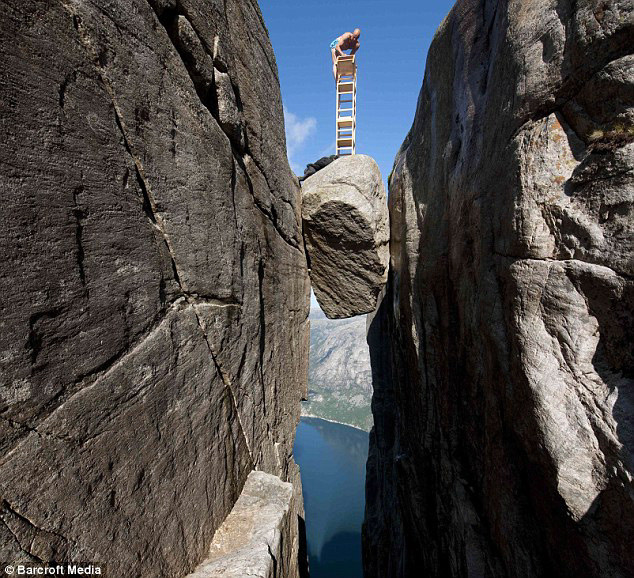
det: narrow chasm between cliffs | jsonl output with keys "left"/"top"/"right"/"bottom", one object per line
{"left": 295, "top": 154, "right": 390, "bottom": 577}
{"left": 2, "top": 0, "right": 632, "bottom": 577}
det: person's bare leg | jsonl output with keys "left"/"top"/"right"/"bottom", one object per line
{"left": 331, "top": 49, "right": 337, "bottom": 81}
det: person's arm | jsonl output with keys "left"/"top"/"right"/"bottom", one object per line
{"left": 335, "top": 36, "right": 346, "bottom": 57}
{"left": 350, "top": 41, "right": 359, "bottom": 55}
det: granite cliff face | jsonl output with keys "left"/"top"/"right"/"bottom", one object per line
{"left": 0, "top": 1, "right": 309, "bottom": 576}
{"left": 365, "top": 1, "right": 633, "bottom": 576}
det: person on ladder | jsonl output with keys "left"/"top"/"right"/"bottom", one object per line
{"left": 330, "top": 29, "right": 361, "bottom": 80}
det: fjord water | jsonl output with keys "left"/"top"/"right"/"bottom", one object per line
{"left": 294, "top": 417, "right": 369, "bottom": 578}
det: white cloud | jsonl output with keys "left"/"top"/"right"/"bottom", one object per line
{"left": 309, "top": 288, "right": 325, "bottom": 317}
{"left": 284, "top": 105, "right": 316, "bottom": 174}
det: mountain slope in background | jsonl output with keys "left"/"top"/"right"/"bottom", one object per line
{"left": 302, "top": 308, "right": 373, "bottom": 431}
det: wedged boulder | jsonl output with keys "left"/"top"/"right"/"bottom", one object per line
{"left": 301, "top": 155, "right": 389, "bottom": 319}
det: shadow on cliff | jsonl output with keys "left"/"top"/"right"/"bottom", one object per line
{"left": 573, "top": 268, "right": 634, "bottom": 468}
{"left": 575, "top": 342, "right": 634, "bottom": 572}
{"left": 298, "top": 515, "right": 310, "bottom": 578}
{"left": 571, "top": 268, "right": 634, "bottom": 572}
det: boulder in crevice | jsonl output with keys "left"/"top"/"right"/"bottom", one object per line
{"left": 301, "top": 155, "right": 389, "bottom": 319}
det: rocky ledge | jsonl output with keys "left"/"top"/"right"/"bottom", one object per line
{"left": 301, "top": 155, "right": 389, "bottom": 319}
{"left": 186, "top": 471, "right": 303, "bottom": 578}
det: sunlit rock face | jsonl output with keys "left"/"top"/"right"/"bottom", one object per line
{"left": 301, "top": 155, "right": 389, "bottom": 319}
{"left": 0, "top": 1, "right": 309, "bottom": 576}
{"left": 364, "top": 1, "right": 633, "bottom": 577}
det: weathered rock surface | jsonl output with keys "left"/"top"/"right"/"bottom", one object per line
{"left": 0, "top": 1, "right": 309, "bottom": 576}
{"left": 301, "top": 155, "right": 389, "bottom": 319}
{"left": 364, "top": 1, "right": 633, "bottom": 577}
{"left": 186, "top": 470, "right": 300, "bottom": 578}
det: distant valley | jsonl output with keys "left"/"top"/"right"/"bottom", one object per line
{"left": 302, "top": 307, "right": 373, "bottom": 431}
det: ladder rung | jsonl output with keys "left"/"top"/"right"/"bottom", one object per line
{"left": 337, "top": 139, "right": 353, "bottom": 147}
{"left": 337, "top": 62, "right": 356, "bottom": 75}
{"left": 337, "top": 118, "right": 353, "bottom": 127}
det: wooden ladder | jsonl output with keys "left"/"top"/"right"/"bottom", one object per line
{"left": 335, "top": 55, "right": 356, "bottom": 156}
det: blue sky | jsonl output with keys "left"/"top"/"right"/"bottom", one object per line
{"left": 260, "top": 0, "right": 456, "bottom": 181}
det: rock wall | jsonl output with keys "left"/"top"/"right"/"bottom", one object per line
{"left": 364, "top": 0, "right": 633, "bottom": 576}
{"left": 0, "top": 1, "right": 309, "bottom": 576}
